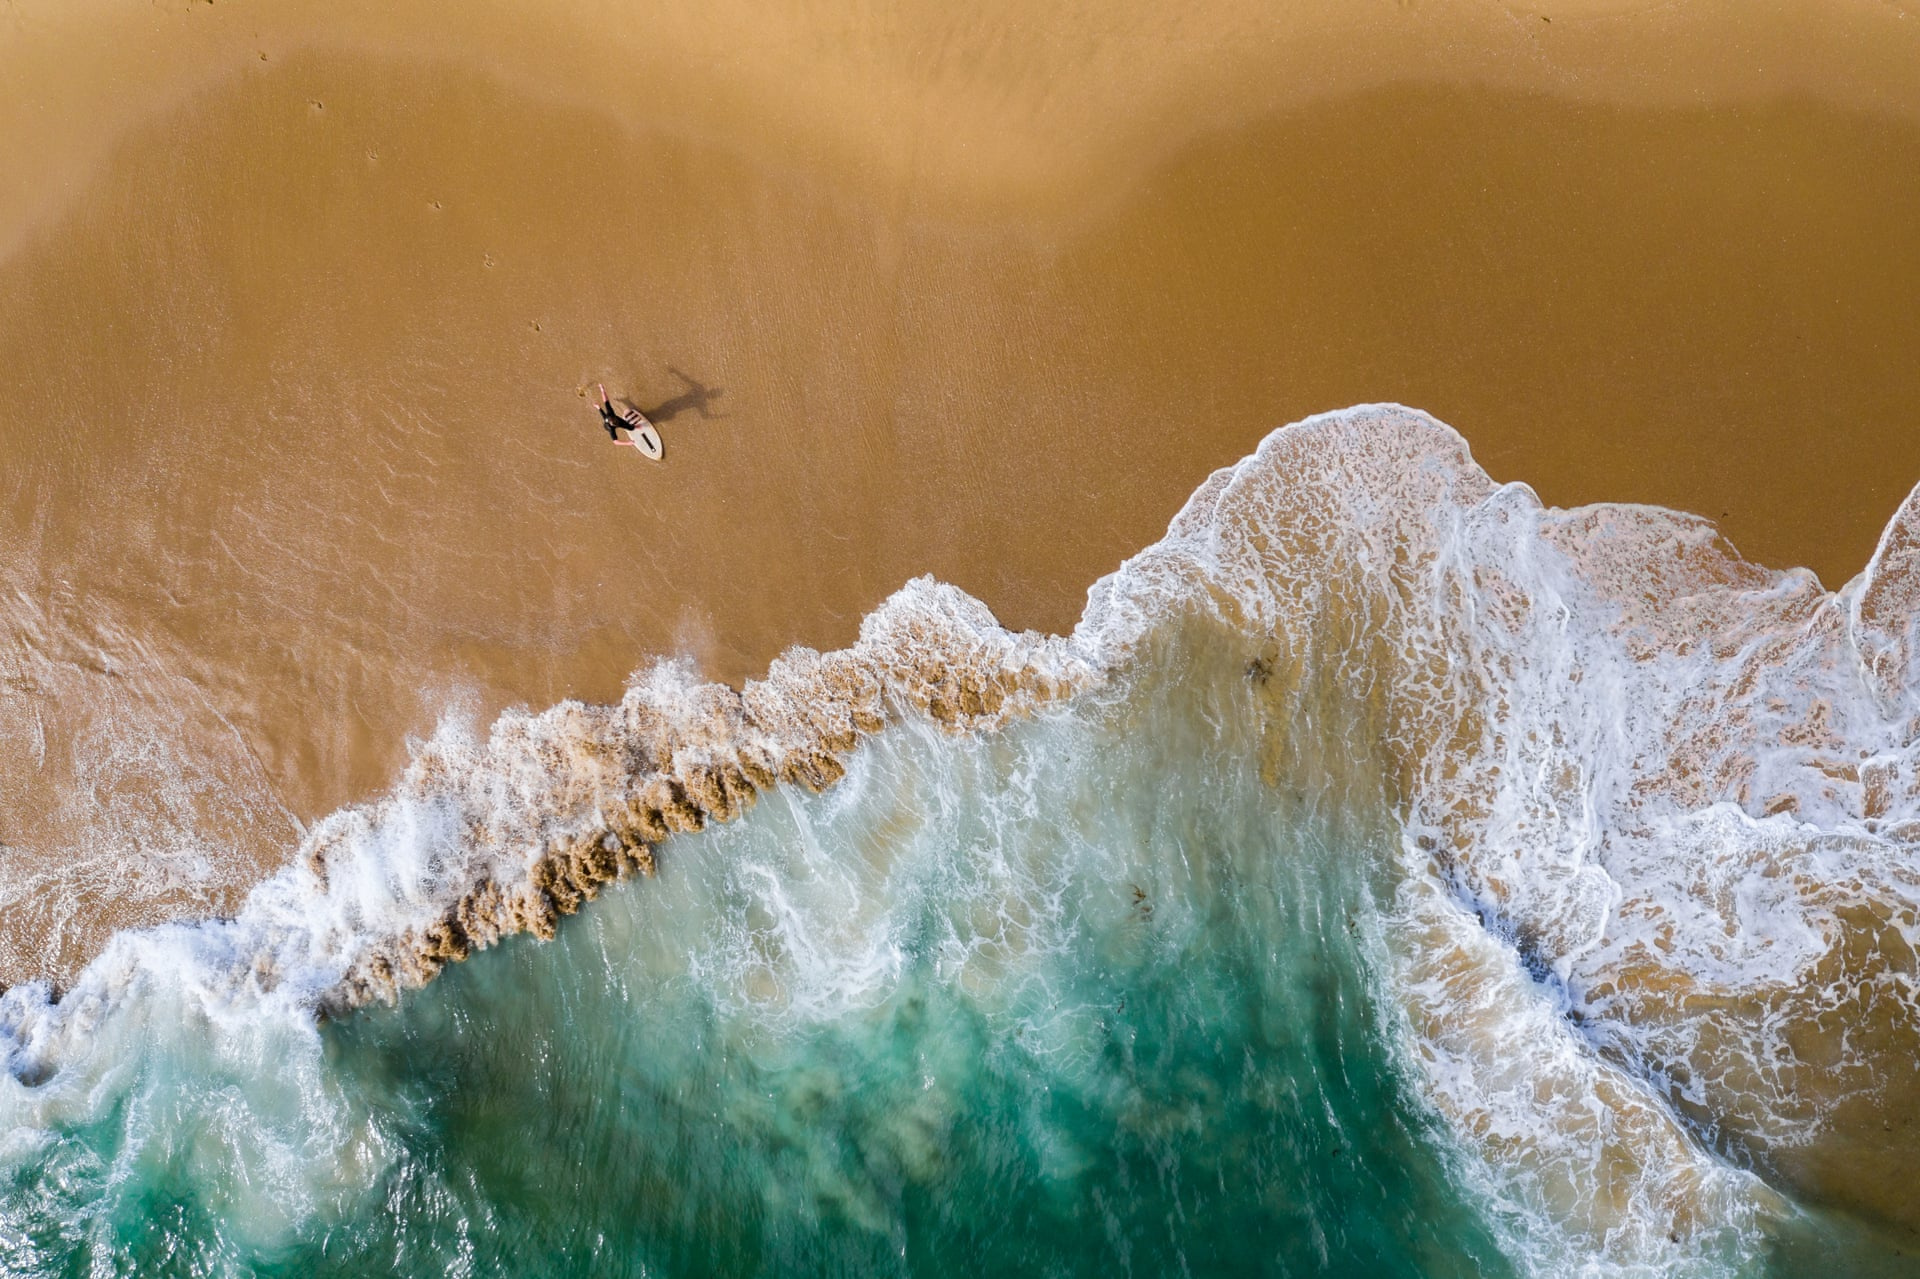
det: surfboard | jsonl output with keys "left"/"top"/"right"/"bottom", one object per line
{"left": 619, "top": 405, "right": 663, "bottom": 460}
{"left": 628, "top": 424, "right": 663, "bottom": 460}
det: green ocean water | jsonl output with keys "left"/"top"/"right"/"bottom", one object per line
{"left": 0, "top": 629, "right": 1482, "bottom": 1274}
{"left": 2, "top": 607, "right": 1910, "bottom": 1278}
{"left": 15, "top": 403, "right": 1920, "bottom": 1277}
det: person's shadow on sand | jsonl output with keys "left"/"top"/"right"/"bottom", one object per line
{"left": 643, "top": 368, "right": 728, "bottom": 423}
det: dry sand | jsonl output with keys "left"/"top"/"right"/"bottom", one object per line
{"left": 2, "top": 0, "right": 1919, "bottom": 994}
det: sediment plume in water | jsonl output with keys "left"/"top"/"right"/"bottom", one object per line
{"left": 6, "top": 405, "right": 1920, "bottom": 1264}
{"left": 303, "top": 584, "right": 1094, "bottom": 1017}
{"left": 1, "top": 579, "right": 1092, "bottom": 1061}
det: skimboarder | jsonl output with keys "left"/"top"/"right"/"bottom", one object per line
{"left": 596, "top": 383, "right": 663, "bottom": 460}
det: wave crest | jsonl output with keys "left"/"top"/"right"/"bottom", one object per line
{"left": 8, "top": 403, "right": 1920, "bottom": 1256}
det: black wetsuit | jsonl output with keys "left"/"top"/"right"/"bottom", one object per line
{"left": 598, "top": 399, "right": 624, "bottom": 440}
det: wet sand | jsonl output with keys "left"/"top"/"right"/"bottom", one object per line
{"left": 3, "top": 0, "right": 1920, "bottom": 989}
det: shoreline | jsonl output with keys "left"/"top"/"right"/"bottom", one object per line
{"left": 3, "top": 0, "right": 1920, "bottom": 989}
{"left": 11, "top": 404, "right": 1920, "bottom": 1239}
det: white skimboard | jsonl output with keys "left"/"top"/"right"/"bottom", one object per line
{"left": 620, "top": 406, "right": 663, "bottom": 460}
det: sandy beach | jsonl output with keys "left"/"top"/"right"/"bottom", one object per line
{"left": 3, "top": 0, "right": 1920, "bottom": 989}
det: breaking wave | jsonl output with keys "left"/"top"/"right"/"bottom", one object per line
{"left": 4, "top": 405, "right": 1919, "bottom": 1275}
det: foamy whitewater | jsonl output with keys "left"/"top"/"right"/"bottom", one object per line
{"left": 3, "top": 406, "right": 1918, "bottom": 1275}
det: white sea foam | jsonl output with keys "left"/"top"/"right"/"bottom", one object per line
{"left": 4, "top": 403, "right": 1919, "bottom": 1270}
{"left": 1074, "top": 405, "right": 1920, "bottom": 1253}
{"left": 0, "top": 575, "right": 298, "bottom": 983}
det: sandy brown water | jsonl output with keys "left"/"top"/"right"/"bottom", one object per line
{"left": 3, "top": 0, "right": 1920, "bottom": 1002}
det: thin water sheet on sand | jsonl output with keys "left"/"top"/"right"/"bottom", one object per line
{"left": 4, "top": 407, "right": 1920, "bottom": 1273}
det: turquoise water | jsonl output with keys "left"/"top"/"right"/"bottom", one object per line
{"left": 2, "top": 624, "right": 1907, "bottom": 1277}
{"left": 312, "top": 665, "right": 1497, "bottom": 1277}
{"left": 6, "top": 409, "right": 1920, "bottom": 1276}
{"left": 3, "top": 628, "right": 1523, "bottom": 1276}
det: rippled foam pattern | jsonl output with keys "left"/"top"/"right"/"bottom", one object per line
{"left": 4, "top": 406, "right": 1918, "bottom": 1275}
